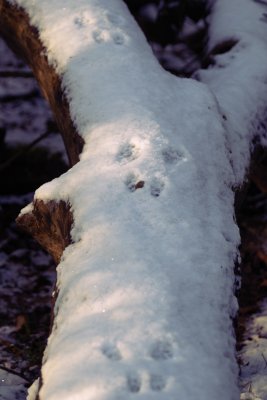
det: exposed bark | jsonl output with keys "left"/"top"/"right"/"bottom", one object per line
{"left": 16, "top": 200, "right": 73, "bottom": 264}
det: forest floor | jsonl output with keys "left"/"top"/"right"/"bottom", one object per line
{"left": 236, "top": 186, "right": 267, "bottom": 400}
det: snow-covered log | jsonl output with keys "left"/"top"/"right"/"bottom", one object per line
{"left": 1, "top": 0, "right": 267, "bottom": 399}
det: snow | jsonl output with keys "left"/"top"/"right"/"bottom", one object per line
{"left": 0, "top": 368, "right": 27, "bottom": 400}
{"left": 27, "top": 379, "right": 40, "bottom": 400}
{"left": 198, "top": 0, "right": 267, "bottom": 184}
{"left": 7, "top": 0, "right": 267, "bottom": 399}
{"left": 239, "top": 300, "right": 267, "bottom": 400}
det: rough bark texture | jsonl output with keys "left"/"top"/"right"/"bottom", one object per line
{"left": 16, "top": 200, "right": 73, "bottom": 264}
{"left": 0, "top": 0, "right": 84, "bottom": 167}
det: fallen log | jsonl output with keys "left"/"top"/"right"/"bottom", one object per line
{"left": 1, "top": 0, "right": 267, "bottom": 399}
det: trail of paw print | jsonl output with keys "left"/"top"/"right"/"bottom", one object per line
{"left": 150, "top": 177, "right": 165, "bottom": 197}
{"left": 161, "top": 146, "right": 187, "bottom": 165}
{"left": 74, "top": 14, "right": 90, "bottom": 29}
{"left": 125, "top": 172, "right": 145, "bottom": 193}
{"left": 92, "top": 28, "right": 126, "bottom": 45}
{"left": 101, "top": 342, "right": 122, "bottom": 361}
{"left": 101, "top": 339, "right": 174, "bottom": 394}
{"left": 124, "top": 172, "right": 165, "bottom": 197}
{"left": 117, "top": 143, "right": 139, "bottom": 164}
{"left": 120, "top": 142, "right": 186, "bottom": 197}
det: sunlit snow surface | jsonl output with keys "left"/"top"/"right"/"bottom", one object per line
{"left": 6, "top": 0, "right": 267, "bottom": 399}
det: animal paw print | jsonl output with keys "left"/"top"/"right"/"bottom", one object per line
{"left": 100, "top": 338, "right": 174, "bottom": 395}
{"left": 92, "top": 29, "right": 126, "bottom": 45}
{"left": 125, "top": 173, "right": 145, "bottom": 192}
{"left": 73, "top": 13, "right": 91, "bottom": 29}
{"left": 162, "top": 146, "right": 186, "bottom": 165}
{"left": 124, "top": 339, "right": 173, "bottom": 394}
{"left": 126, "top": 371, "right": 167, "bottom": 394}
{"left": 150, "top": 339, "right": 174, "bottom": 360}
{"left": 150, "top": 374, "right": 166, "bottom": 391}
{"left": 127, "top": 372, "right": 142, "bottom": 393}
{"left": 111, "top": 31, "right": 125, "bottom": 45}
{"left": 119, "top": 143, "right": 188, "bottom": 197}
{"left": 92, "top": 29, "right": 107, "bottom": 44}
{"left": 150, "top": 177, "right": 164, "bottom": 197}
{"left": 117, "top": 143, "right": 139, "bottom": 164}
{"left": 101, "top": 342, "right": 122, "bottom": 361}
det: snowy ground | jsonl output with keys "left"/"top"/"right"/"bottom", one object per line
{"left": 0, "top": 41, "right": 66, "bottom": 156}
{"left": 239, "top": 300, "right": 267, "bottom": 400}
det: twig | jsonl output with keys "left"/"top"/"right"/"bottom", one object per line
{"left": 262, "top": 352, "right": 267, "bottom": 368}
{"left": 0, "top": 89, "right": 39, "bottom": 103}
{"left": 0, "top": 130, "right": 52, "bottom": 172}
{"left": 240, "top": 380, "right": 252, "bottom": 390}
{"left": 0, "top": 365, "right": 30, "bottom": 384}
{"left": 0, "top": 70, "right": 33, "bottom": 78}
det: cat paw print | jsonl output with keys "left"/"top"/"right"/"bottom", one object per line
{"left": 92, "top": 29, "right": 108, "bottom": 44}
{"left": 162, "top": 146, "right": 187, "bottom": 165}
{"left": 101, "top": 342, "right": 122, "bottom": 361}
{"left": 92, "top": 29, "right": 126, "bottom": 45}
{"left": 127, "top": 372, "right": 142, "bottom": 393}
{"left": 111, "top": 31, "right": 126, "bottom": 45}
{"left": 117, "top": 143, "right": 139, "bottom": 164}
{"left": 150, "top": 374, "right": 167, "bottom": 391}
{"left": 150, "top": 177, "right": 165, "bottom": 197}
{"left": 150, "top": 339, "right": 174, "bottom": 360}
{"left": 119, "top": 143, "right": 188, "bottom": 197}
{"left": 125, "top": 173, "right": 145, "bottom": 192}
{"left": 100, "top": 338, "right": 174, "bottom": 395}
{"left": 73, "top": 13, "right": 91, "bottom": 29}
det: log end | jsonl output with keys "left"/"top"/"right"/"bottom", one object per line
{"left": 16, "top": 200, "right": 73, "bottom": 263}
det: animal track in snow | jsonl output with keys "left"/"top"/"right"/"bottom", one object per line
{"left": 150, "top": 339, "right": 174, "bottom": 360}
{"left": 117, "top": 143, "right": 139, "bottom": 164}
{"left": 125, "top": 173, "right": 145, "bottom": 192}
{"left": 126, "top": 372, "right": 166, "bottom": 393}
{"left": 162, "top": 146, "right": 186, "bottom": 165}
{"left": 101, "top": 342, "right": 122, "bottom": 361}
{"left": 150, "top": 177, "right": 164, "bottom": 197}
{"left": 74, "top": 16, "right": 85, "bottom": 28}
{"left": 99, "top": 339, "right": 173, "bottom": 394}
{"left": 92, "top": 29, "right": 107, "bottom": 44}
{"left": 150, "top": 374, "right": 166, "bottom": 391}
{"left": 92, "top": 29, "right": 126, "bottom": 45}
{"left": 127, "top": 372, "right": 141, "bottom": 393}
{"left": 111, "top": 31, "right": 125, "bottom": 45}
{"left": 73, "top": 12, "right": 92, "bottom": 29}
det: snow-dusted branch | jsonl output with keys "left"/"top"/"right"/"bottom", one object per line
{"left": 1, "top": 0, "right": 267, "bottom": 399}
